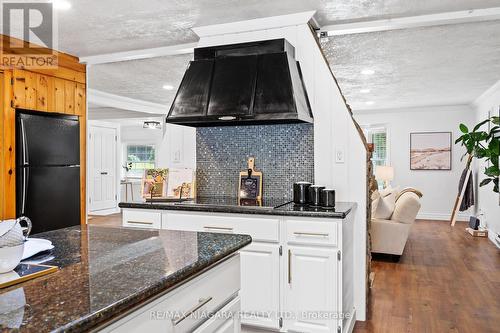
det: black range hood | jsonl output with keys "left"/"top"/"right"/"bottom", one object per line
{"left": 166, "top": 39, "right": 313, "bottom": 127}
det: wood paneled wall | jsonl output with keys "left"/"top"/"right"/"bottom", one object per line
{"left": 0, "top": 34, "right": 87, "bottom": 224}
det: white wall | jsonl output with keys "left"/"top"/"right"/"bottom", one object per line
{"left": 355, "top": 105, "right": 474, "bottom": 221}
{"left": 196, "top": 17, "right": 367, "bottom": 320}
{"left": 472, "top": 82, "right": 500, "bottom": 247}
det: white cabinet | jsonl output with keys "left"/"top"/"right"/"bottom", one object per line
{"left": 122, "top": 209, "right": 161, "bottom": 229}
{"left": 102, "top": 255, "right": 241, "bottom": 333}
{"left": 121, "top": 209, "right": 356, "bottom": 333}
{"left": 284, "top": 246, "right": 338, "bottom": 333}
{"left": 161, "top": 212, "right": 281, "bottom": 330}
{"left": 193, "top": 298, "right": 241, "bottom": 333}
{"left": 239, "top": 243, "right": 280, "bottom": 330}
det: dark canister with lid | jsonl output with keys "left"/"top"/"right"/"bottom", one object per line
{"left": 308, "top": 185, "right": 325, "bottom": 206}
{"left": 321, "top": 189, "right": 335, "bottom": 209}
{"left": 293, "top": 182, "right": 311, "bottom": 205}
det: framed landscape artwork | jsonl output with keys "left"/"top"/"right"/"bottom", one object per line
{"left": 410, "top": 132, "right": 452, "bottom": 170}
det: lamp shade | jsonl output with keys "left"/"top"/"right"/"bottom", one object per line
{"left": 375, "top": 165, "right": 394, "bottom": 181}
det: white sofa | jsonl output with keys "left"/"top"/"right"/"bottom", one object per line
{"left": 371, "top": 189, "right": 422, "bottom": 259}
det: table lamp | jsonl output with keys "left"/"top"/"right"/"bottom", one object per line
{"left": 375, "top": 165, "right": 394, "bottom": 189}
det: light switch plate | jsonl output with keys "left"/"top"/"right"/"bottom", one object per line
{"left": 335, "top": 149, "right": 345, "bottom": 163}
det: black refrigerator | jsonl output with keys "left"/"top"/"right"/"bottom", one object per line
{"left": 16, "top": 110, "right": 81, "bottom": 234}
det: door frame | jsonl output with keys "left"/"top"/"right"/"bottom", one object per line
{"left": 88, "top": 120, "right": 121, "bottom": 215}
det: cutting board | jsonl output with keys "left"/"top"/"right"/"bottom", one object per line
{"left": 238, "top": 157, "right": 263, "bottom": 200}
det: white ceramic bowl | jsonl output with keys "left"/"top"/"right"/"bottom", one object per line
{"left": 0, "top": 243, "right": 24, "bottom": 273}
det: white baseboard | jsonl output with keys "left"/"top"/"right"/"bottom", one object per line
{"left": 89, "top": 207, "right": 120, "bottom": 216}
{"left": 488, "top": 230, "right": 500, "bottom": 249}
{"left": 345, "top": 308, "right": 356, "bottom": 333}
{"left": 417, "top": 212, "right": 469, "bottom": 221}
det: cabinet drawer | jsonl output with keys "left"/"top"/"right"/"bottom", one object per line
{"left": 122, "top": 209, "right": 161, "bottom": 229}
{"left": 193, "top": 297, "right": 241, "bottom": 333}
{"left": 163, "top": 212, "right": 279, "bottom": 242}
{"left": 285, "top": 218, "right": 338, "bottom": 246}
{"left": 108, "top": 255, "right": 240, "bottom": 333}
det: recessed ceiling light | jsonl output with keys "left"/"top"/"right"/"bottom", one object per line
{"left": 360, "top": 89, "right": 371, "bottom": 94}
{"left": 162, "top": 84, "right": 174, "bottom": 90}
{"left": 361, "top": 69, "right": 375, "bottom": 75}
{"left": 52, "top": 0, "right": 71, "bottom": 10}
{"left": 143, "top": 121, "right": 162, "bottom": 129}
{"left": 365, "top": 101, "right": 375, "bottom": 105}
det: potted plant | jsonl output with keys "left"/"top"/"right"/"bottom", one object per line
{"left": 455, "top": 116, "right": 499, "bottom": 193}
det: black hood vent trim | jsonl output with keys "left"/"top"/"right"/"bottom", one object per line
{"left": 166, "top": 39, "right": 313, "bottom": 127}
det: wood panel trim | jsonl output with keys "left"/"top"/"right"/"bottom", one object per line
{"left": 0, "top": 34, "right": 85, "bottom": 72}
{"left": 1, "top": 70, "right": 16, "bottom": 219}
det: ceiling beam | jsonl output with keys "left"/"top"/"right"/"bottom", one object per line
{"left": 88, "top": 89, "right": 168, "bottom": 114}
{"left": 79, "top": 42, "right": 197, "bottom": 65}
{"left": 320, "top": 7, "right": 500, "bottom": 36}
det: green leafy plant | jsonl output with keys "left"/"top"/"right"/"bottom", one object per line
{"left": 455, "top": 116, "right": 500, "bottom": 193}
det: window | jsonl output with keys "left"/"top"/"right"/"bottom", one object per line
{"left": 371, "top": 132, "right": 388, "bottom": 167}
{"left": 363, "top": 126, "right": 390, "bottom": 188}
{"left": 126, "top": 145, "right": 156, "bottom": 178}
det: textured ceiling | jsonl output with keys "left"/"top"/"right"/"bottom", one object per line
{"left": 322, "top": 20, "right": 500, "bottom": 111}
{"left": 88, "top": 54, "right": 193, "bottom": 105}
{"left": 78, "top": 1, "right": 500, "bottom": 113}
{"left": 51, "top": 0, "right": 500, "bottom": 56}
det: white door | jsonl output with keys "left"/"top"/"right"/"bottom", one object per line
{"left": 284, "top": 246, "right": 338, "bottom": 333}
{"left": 239, "top": 243, "right": 281, "bottom": 330}
{"left": 89, "top": 125, "right": 117, "bottom": 212}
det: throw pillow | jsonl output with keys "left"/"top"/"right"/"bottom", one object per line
{"left": 372, "top": 191, "right": 396, "bottom": 219}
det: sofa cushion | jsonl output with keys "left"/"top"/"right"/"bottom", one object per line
{"left": 392, "top": 192, "right": 422, "bottom": 224}
{"left": 372, "top": 191, "right": 396, "bottom": 219}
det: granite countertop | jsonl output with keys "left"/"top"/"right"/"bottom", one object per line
{"left": 119, "top": 197, "right": 356, "bottom": 219}
{"left": 0, "top": 225, "right": 251, "bottom": 332}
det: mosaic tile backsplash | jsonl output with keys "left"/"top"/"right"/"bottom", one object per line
{"left": 196, "top": 123, "right": 314, "bottom": 201}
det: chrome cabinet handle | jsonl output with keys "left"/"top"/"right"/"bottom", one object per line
{"left": 126, "top": 220, "right": 153, "bottom": 225}
{"left": 293, "top": 232, "right": 329, "bottom": 237}
{"left": 203, "top": 226, "right": 233, "bottom": 232}
{"left": 172, "top": 297, "right": 213, "bottom": 326}
{"left": 288, "top": 249, "right": 292, "bottom": 284}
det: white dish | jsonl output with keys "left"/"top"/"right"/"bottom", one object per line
{"left": 0, "top": 244, "right": 24, "bottom": 273}
{"left": 22, "top": 238, "right": 54, "bottom": 260}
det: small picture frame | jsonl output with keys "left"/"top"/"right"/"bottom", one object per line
{"left": 410, "top": 132, "right": 452, "bottom": 170}
{"left": 141, "top": 168, "right": 168, "bottom": 199}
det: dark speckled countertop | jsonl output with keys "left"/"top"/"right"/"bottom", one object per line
{"left": 0, "top": 225, "right": 251, "bottom": 332}
{"left": 119, "top": 197, "right": 356, "bottom": 219}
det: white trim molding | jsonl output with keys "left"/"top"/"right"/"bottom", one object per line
{"left": 80, "top": 42, "right": 197, "bottom": 65}
{"left": 192, "top": 11, "right": 316, "bottom": 37}
{"left": 471, "top": 79, "right": 500, "bottom": 109}
{"left": 88, "top": 89, "right": 168, "bottom": 115}
{"left": 321, "top": 7, "right": 500, "bottom": 36}
{"left": 417, "top": 212, "right": 469, "bottom": 222}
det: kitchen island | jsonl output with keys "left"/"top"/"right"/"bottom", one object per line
{"left": 0, "top": 225, "right": 251, "bottom": 332}
{"left": 119, "top": 198, "right": 357, "bottom": 333}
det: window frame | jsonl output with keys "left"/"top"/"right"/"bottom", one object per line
{"left": 124, "top": 143, "right": 157, "bottom": 178}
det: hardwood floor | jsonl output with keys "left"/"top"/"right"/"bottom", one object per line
{"left": 88, "top": 213, "right": 121, "bottom": 227}
{"left": 88, "top": 215, "right": 499, "bottom": 332}
{"left": 355, "top": 220, "right": 500, "bottom": 333}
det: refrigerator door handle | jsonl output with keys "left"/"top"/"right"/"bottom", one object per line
{"left": 20, "top": 118, "right": 29, "bottom": 166}
{"left": 21, "top": 167, "right": 29, "bottom": 215}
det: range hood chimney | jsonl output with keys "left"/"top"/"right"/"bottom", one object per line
{"left": 166, "top": 39, "right": 312, "bottom": 127}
